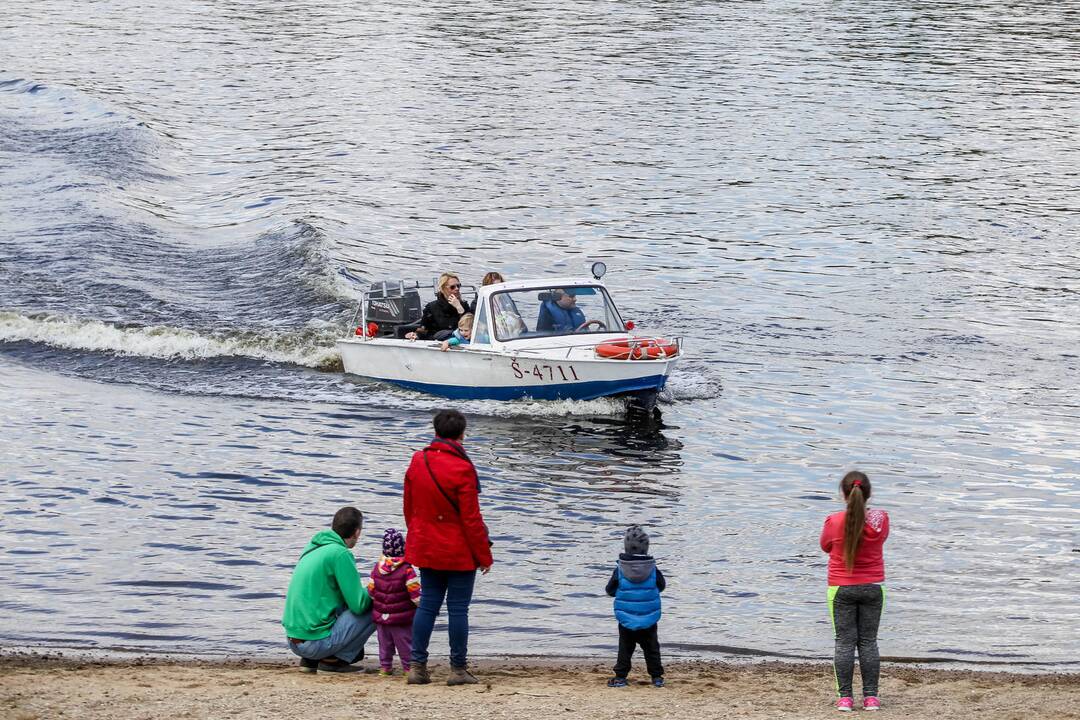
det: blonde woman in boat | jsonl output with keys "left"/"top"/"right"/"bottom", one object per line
{"left": 406, "top": 272, "right": 466, "bottom": 340}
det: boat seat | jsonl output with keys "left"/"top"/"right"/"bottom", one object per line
{"left": 395, "top": 321, "right": 422, "bottom": 339}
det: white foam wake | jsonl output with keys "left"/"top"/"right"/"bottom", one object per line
{"left": 464, "top": 396, "right": 628, "bottom": 418}
{"left": 0, "top": 311, "right": 342, "bottom": 370}
{"left": 663, "top": 372, "right": 723, "bottom": 401}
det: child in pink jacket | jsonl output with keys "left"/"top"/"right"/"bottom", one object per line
{"left": 366, "top": 528, "right": 421, "bottom": 675}
{"left": 820, "top": 471, "right": 890, "bottom": 712}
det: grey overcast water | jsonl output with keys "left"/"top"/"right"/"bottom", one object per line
{"left": 1, "top": 0, "right": 1078, "bottom": 669}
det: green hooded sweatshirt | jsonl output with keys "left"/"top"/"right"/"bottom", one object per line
{"left": 282, "top": 530, "right": 372, "bottom": 640}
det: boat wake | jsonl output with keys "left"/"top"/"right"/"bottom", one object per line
{"left": 663, "top": 371, "right": 723, "bottom": 401}
{"left": 460, "top": 396, "right": 628, "bottom": 418}
{"left": 0, "top": 311, "right": 343, "bottom": 371}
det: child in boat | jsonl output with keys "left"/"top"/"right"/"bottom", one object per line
{"left": 439, "top": 313, "right": 473, "bottom": 351}
{"left": 605, "top": 525, "right": 666, "bottom": 688}
{"left": 366, "top": 528, "right": 421, "bottom": 676}
{"left": 820, "top": 471, "right": 889, "bottom": 712}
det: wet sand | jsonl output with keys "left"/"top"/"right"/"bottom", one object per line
{"left": 2, "top": 654, "right": 1078, "bottom": 720}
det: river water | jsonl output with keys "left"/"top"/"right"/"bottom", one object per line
{"left": 1, "top": 0, "right": 1078, "bottom": 670}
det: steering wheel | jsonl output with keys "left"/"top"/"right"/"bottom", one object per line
{"left": 575, "top": 320, "right": 607, "bottom": 332}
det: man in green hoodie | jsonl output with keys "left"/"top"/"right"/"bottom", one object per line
{"left": 282, "top": 506, "right": 374, "bottom": 672}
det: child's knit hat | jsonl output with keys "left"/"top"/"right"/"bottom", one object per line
{"left": 382, "top": 528, "right": 405, "bottom": 557}
{"left": 624, "top": 525, "right": 650, "bottom": 555}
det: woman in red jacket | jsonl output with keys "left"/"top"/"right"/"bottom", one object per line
{"left": 403, "top": 409, "right": 493, "bottom": 686}
{"left": 820, "top": 470, "right": 889, "bottom": 712}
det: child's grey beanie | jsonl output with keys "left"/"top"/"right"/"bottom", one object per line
{"left": 624, "top": 525, "right": 650, "bottom": 555}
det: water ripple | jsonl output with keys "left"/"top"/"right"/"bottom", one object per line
{"left": 0, "top": 0, "right": 1077, "bottom": 669}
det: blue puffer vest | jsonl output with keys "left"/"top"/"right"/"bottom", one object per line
{"left": 614, "top": 565, "right": 661, "bottom": 630}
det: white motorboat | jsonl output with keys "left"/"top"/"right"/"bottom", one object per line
{"left": 336, "top": 263, "right": 681, "bottom": 416}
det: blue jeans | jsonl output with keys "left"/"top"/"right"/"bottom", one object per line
{"left": 410, "top": 568, "right": 476, "bottom": 667}
{"left": 286, "top": 606, "right": 375, "bottom": 664}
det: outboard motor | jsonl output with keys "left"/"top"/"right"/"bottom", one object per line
{"left": 626, "top": 389, "right": 663, "bottom": 427}
{"left": 366, "top": 281, "right": 423, "bottom": 327}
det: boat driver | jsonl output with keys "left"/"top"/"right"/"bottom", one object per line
{"left": 539, "top": 289, "right": 587, "bottom": 333}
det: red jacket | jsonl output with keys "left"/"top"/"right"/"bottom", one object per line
{"left": 403, "top": 438, "right": 493, "bottom": 571}
{"left": 820, "top": 508, "right": 889, "bottom": 586}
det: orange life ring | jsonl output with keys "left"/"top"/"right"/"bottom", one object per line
{"left": 595, "top": 338, "right": 679, "bottom": 360}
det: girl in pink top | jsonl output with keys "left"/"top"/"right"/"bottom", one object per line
{"left": 819, "top": 471, "right": 889, "bottom": 712}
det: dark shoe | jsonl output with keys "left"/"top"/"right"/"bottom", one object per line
{"left": 652, "top": 677, "right": 665, "bottom": 688}
{"left": 407, "top": 661, "right": 431, "bottom": 685}
{"left": 607, "top": 677, "right": 628, "bottom": 688}
{"left": 299, "top": 657, "right": 319, "bottom": 673}
{"left": 447, "top": 665, "right": 478, "bottom": 686}
{"left": 317, "top": 658, "right": 362, "bottom": 673}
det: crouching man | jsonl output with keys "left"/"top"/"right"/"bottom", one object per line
{"left": 282, "top": 506, "right": 375, "bottom": 673}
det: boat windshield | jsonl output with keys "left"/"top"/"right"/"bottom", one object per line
{"left": 489, "top": 285, "right": 624, "bottom": 342}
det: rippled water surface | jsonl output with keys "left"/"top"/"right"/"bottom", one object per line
{"left": 1, "top": 0, "right": 1078, "bottom": 669}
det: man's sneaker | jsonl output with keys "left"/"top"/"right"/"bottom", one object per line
{"left": 836, "top": 697, "right": 854, "bottom": 712}
{"left": 299, "top": 657, "right": 319, "bottom": 673}
{"left": 862, "top": 697, "right": 881, "bottom": 711}
{"left": 652, "top": 677, "right": 665, "bottom": 688}
{"left": 607, "top": 677, "right": 629, "bottom": 688}
{"left": 317, "top": 658, "right": 362, "bottom": 673}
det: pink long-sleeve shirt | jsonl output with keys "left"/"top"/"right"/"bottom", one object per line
{"left": 820, "top": 508, "right": 889, "bottom": 586}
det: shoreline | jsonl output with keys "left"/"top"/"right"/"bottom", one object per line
{"left": 3, "top": 645, "right": 1076, "bottom": 674}
{"left": 4, "top": 652, "right": 1078, "bottom": 720}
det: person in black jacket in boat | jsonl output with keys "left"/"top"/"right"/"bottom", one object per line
{"left": 406, "top": 273, "right": 467, "bottom": 340}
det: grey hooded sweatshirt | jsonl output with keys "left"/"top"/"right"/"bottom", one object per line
{"left": 605, "top": 552, "right": 667, "bottom": 596}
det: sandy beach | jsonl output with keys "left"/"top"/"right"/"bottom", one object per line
{"left": 2, "top": 653, "right": 1077, "bottom": 720}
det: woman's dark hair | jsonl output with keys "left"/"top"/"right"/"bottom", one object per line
{"left": 481, "top": 272, "right": 504, "bottom": 286}
{"left": 840, "top": 471, "right": 871, "bottom": 572}
{"left": 332, "top": 506, "right": 363, "bottom": 540}
{"left": 433, "top": 409, "right": 467, "bottom": 440}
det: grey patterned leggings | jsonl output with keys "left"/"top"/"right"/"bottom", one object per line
{"left": 828, "top": 583, "right": 884, "bottom": 698}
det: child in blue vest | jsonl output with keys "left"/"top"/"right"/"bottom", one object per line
{"left": 605, "top": 525, "right": 666, "bottom": 687}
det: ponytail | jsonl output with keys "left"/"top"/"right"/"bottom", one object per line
{"left": 840, "top": 471, "right": 871, "bottom": 572}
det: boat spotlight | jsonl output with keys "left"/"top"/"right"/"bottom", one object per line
{"left": 591, "top": 261, "right": 607, "bottom": 280}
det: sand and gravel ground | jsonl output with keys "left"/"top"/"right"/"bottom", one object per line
{"left": 2, "top": 654, "right": 1078, "bottom": 720}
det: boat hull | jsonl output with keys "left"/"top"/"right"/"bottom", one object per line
{"left": 336, "top": 339, "right": 673, "bottom": 401}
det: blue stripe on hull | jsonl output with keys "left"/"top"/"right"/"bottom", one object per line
{"left": 369, "top": 374, "right": 668, "bottom": 401}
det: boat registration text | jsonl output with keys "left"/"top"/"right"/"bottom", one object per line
{"left": 510, "top": 360, "right": 580, "bottom": 382}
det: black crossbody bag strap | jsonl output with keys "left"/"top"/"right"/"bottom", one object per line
{"left": 422, "top": 450, "right": 460, "bottom": 515}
